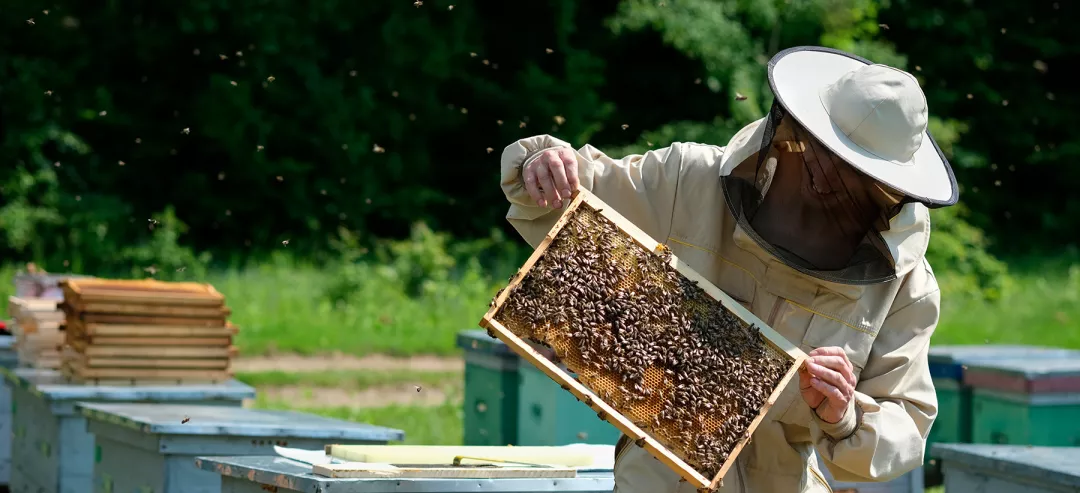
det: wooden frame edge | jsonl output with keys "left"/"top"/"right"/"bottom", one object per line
{"left": 480, "top": 191, "right": 588, "bottom": 324}
{"left": 707, "top": 352, "right": 806, "bottom": 488}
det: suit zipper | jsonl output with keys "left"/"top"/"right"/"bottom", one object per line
{"left": 767, "top": 297, "right": 784, "bottom": 326}
{"left": 809, "top": 466, "right": 833, "bottom": 492}
{"left": 767, "top": 295, "right": 825, "bottom": 493}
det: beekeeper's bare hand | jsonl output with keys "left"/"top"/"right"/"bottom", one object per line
{"left": 523, "top": 148, "right": 579, "bottom": 209}
{"left": 800, "top": 346, "right": 856, "bottom": 424}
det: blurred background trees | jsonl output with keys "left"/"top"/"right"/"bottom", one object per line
{"left": 1, "top": 0, "right": 1074, "bottom": 302}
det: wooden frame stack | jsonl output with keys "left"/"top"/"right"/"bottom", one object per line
{"left": 479, "top": 189, "right": 807, "bottom": 491}
{"left": 6, "top": 296, "right": 65, "bottom": 369}
{"left": 59, "top": 279, "right": 238, "bottom": 385}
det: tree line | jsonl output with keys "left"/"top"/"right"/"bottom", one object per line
{"left": 1, "top": 0, "right": 1073, "bottom": 280}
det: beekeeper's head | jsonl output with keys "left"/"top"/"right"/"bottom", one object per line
{"left": 719, "top": 47, "right": 959, "bottom": 285}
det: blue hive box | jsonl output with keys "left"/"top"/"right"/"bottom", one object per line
{"left": 80, "top": 403, "right": 404, "bottom": 493}
{"left": 3, "top": 367, "right": 254, "bottom": 493}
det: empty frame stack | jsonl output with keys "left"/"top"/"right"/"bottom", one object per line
{"left": 6, "top": 296, "right": 65, "bottom": 369}
{"left": 59, "top": 279, "right": 237, "bottom": 385}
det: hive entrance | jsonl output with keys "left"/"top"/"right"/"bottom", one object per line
{"left": 482, "top": 190, "right": 804, "bottom": 489}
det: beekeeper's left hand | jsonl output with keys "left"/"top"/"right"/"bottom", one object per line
{"left": 800, "top": 346, "right": 856, "bottom": 424}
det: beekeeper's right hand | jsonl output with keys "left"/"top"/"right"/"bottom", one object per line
{"left": 522, "top": 148, "right": 580, "bottom": 209}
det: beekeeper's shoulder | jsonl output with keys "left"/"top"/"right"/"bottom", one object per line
{"left": 670, "top": 141, "right": 726, "bottom": 177}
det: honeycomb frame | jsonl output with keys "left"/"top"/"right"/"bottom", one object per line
{"left": 480, "top": 189, "right": 807, "bottom": 490}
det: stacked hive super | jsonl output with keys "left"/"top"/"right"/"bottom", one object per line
{"left": 6, "top": 296, "right": 65, "bottom": 369}
{"left": 59, "top": 279, "right": 237, "bottom": 385}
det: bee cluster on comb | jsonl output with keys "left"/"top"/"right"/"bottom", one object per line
{"left": 485, "top": 194, "right": 799, "bottom": 485}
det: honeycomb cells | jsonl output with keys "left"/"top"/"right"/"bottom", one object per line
{"left": 496, "top": 205, "right": 792, "bottom": 479}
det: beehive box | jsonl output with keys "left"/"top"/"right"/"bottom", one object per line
{"left": 480, "top": 189, "right": 806, "bottom": 490}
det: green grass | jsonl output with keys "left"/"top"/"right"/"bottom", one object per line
{"left": 235, "top": 369, "right": 461, "bottom": 389}
{"left": 934, "top": 262, "right": 1080, "bottom": 348}
{"left": 4, "top": 254, "right": 1076, "bottom": 489}
{"left": 5, "top": 255, "right": 1078, "bottom": 355}
{"left": 207, "top": 255, "right": 1079, "bottom": 357}
{"left": 206, "top": 256, "right": 498, "bottom": 356}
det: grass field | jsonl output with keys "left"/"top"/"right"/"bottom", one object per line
{"left": 208, "top": 256, "right": 1080, "bottom": 356}
{"left": 2, "top": 252, "right": 1077, "bottom": 486}
{"left": 207, "top": 257, "right": 491, "bottom": 356}
{"left": 214, "top": 253, "right": 1079, "bottom": 452}
{"left": 4, "top": 253, "right": 1078, "bottom": 356}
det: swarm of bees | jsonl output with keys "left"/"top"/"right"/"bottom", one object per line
{"left": 494, "top": 205, "right": 789, "bottom": 478}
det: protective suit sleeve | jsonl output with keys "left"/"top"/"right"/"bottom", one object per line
{"left": 812, "top": 258, "right": 940, "bottom": 482}
{"left": 500, "top": 135, "right": 720, "bottom": 247}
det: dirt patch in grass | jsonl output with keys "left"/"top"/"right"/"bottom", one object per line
{"left": 234, "top": 353, "right": 463, "bottom": 373}
{"left": 257, "top": 383, "right": 453, "bottom": 408}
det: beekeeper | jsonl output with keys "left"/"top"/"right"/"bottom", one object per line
{"left": 498, "top": 46, "right": 956, "bottom": 492}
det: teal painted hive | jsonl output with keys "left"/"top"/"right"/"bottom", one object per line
{"left": 515, "top": 363, "right": 622, "bottom": 446}
{"left": 924, "top": 345, "right": 1080, "bottom": 487}
{"left": 926, "top": 346, "right": 1080, "bottom": 457}
{"left": 964, "top": 358, "right": 1080, "bottom": 447}
{"left": 457, "top": 330, "right": 521, "bottom": 445}
{"left": 458, "top": 330, "right": 621, "bottom": 446}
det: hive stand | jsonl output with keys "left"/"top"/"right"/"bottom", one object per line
{"left": 480, "top": 189, "right": 807, "bottom": 490}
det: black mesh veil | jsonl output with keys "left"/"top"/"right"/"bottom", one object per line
{"left": 720, "top": 100, "right": 916, "bottom": 285}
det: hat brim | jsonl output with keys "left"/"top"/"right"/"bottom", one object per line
{"left": 768, "top": 46, "right": 958, "bottom": 207}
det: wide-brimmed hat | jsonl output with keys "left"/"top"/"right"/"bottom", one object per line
{"left": 740, "top": 46, "right": 959, "bottom": 206}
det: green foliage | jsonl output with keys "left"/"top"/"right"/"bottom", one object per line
{"left": 918, "top": 114, "right": 1010, "bottom": 302}
{"left": 324, "top": 222, "right": 524, "bottom": 305}
{"left": 378, "top": 223, "right": 458, "bottom": 298}
{"left": 0, "top": 166, "right": 65, "bottom": 254}
{"left": 934, "top": 258, "right": 1080, "bottom": 349}
{"left": 1, "top": 0, "right": 619, "bottom": 266}
{"left": 879, "top": 0, "right": 1079, "bottom": 249}
{"left": 0, "top": 0, "right": 1061, "bottom": 324}
{"left": 927, "top": 205, "right": 1011, "bottom": 301}
{"left": 0, "top": 159, "right": 207, "bottom": 278}
{"left": 118, "top": 207, "right": 212, "bottom": 280}
{"left": 214, "top": 228, "right": 520, "bottom": 356}
{"left": 3, "top": 248, "right": 1077, "bottom": 353}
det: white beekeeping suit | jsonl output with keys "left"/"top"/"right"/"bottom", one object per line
{"left": 498, "top": 46, "right": 957, "bottom": 493}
